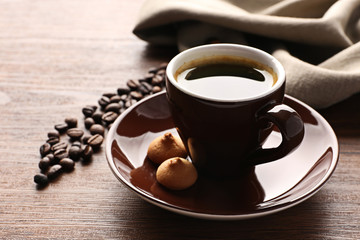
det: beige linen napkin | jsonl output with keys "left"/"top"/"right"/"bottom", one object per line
{"left": 133, "top": 0, "right": 360, "bottom": 109}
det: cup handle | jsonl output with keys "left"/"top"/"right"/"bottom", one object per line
{"left": 247, "top": 104, "right": 305, "bottom": 166}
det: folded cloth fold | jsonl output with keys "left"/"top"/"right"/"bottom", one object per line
{"left": 133, "top": 0, "right": 360, "bottom": 109}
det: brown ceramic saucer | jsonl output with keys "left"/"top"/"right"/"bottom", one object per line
{"left": 105, "top": 91, "right": 339, "bottom": 220}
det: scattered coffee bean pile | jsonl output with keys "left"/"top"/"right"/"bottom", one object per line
{"left": 34, "top": 62, "right": 168, "bottom": 188}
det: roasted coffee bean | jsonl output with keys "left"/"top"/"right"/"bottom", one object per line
{"left": 84, "top": 117, "right": 95, "bottom": 129}
{"left": 118, "top": 100, "right": 124, "bottom": 109}
{"left": 89, "top": 124, "right": 105, "bottom": 136}
{"left": 143, "top": 73, "right": 155, "bottom": 82}
{"left": 87, "top": 134, "right": 104, "bottom": 150}
{"left": 110, "top": 95, "right": 122, "bottom": 103}
{"left": 98, "top": 96, "right": 110, "bottom": 109}
{"left": 91, "top": 111, "right": 103, "bottom": 124}
{"left": 34, "top": 173, "right": 48, "bottom": 186}
{"left": 54, "top": 123, "right": 68, "bottom": 133}
{"left": 102, "top": 92, "right": 116, "bottom": 98}
{"left": 82, "top": 135, "right": 91, "bottom": 144}
{"left": 158, "top": 62, "right": 168, "bottom": 70}
{"left": 126, "top": 79, "right": 140, "bottom": 90}
{"left": 40, "top": 143, "right": 51, "bottom": 157}
{"left": 39, "top": 156, "right": 51, "bottom": 172}
{"left": 65, "top": 117, "right": 78, "bottom": 128}
{"left": 139, "top": 82, "right": 153, "bottom": 94}
{"left": 47, "top": 164, "right": 62, "bottom": 180}
{"left": 68, "top": 145, "right": 82, "bottom": 161}
{"left": 120, "top": 94, "right": 129, "bottom": 102}
{"left": 102, "top": 111, "right": 118, "bottom": 124}
{"left": 46, "top": 136, "right": 60, "bottom": 146}
{"left": 148, "top": 67, "right": 158, "bottom": 74}
{"left": 152, "top": 85, "right": 162, "bottom": 93}
{"left": 151, "top": 74, "right": 164, "bottom": 85}
{"left": 105, "top": 102, "right": 121, "bottom": 113}
{"left": 72, "top": 141, "right": 81, "bottom": 147}
{"left": 59, "top": 158, "right": 75, "bottom": 172}
{"left": 47, "top": 130, "right": 60, "bottom": 138}
{"left": 82, "top": 106, "right": 95, "bottom": 117}
{"left": 107, "top": 123, "right": 113, "bottom": 129}
{"left": 51, "top": 141, "right": 68, "bottom": 152}
{"left": 46, "top": 153, "right": 55, "bottom": 164}
{"left": 90, "top": 105, "right": 98, "bottom": 111}
{"left": 130, "top": 91, "right": 143, "bottom": 100}
{"left": 66, "top": 128, "right": 84, "bottom": 140}
{"left": 125, "top": 99, "right": 137, "bottom": 108}
{"left": 82, "top": 145, "right": 93, "bottom": 162}
{"left": 54, "top": 148, "right": 68, "bottom": 161}
{"left": 117, "top": 87, "right": 130, "bottom": 95}
{"left": 157, "top": 69, "right": 166, "bottom": 76}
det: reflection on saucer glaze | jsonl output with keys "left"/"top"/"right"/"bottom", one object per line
{"left": 106, "top": 91, "right": 339, "bottom": 220}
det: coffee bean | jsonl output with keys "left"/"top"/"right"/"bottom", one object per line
{"left": 143, "top": 73, "right": 155, "bottom": 82}
{"left": 151, "top": 74, "right": 164, "bottom": 85}
{"left": 120, "top": 94, "right": 129, "bottom": 102}
{"left": 157, "top": 69, "right": 166, "bottom": 76}
{"left": 130, "top": 91, "right": 143, "bottom": 100}
{"left": 102, "top": 92, "right": 116, "bottom": 98}
{"left": 82, "top": 106, "right": 95, "bottom": 117}
{"left": 46, "top": 153, "right": 55, "bottom": 164}
{"left": 127, "top": 79, "right": 140, "bottom": 90}
{"left": 98, "top": 96, "right": 110, "bottom": 109}
{"left": 54, "top": 123, "right": 68, "bottom": 133}
{"left": 82, "top": 135, "right": 91, "bottom": 144}
{"left": 102, "top": 111, "right": 118, "bottom": 124}
{"left": 66, "top": 128, "right": 84, "bottom": 140}
{"left": 51, "top": 142, "right": 68, "bottom": 152}
{"left": 54, "top": 148, "right": 68, "bottom": 161}
{"left": 39, "top": 156, "right": 51, "bottom": 172}
{"left": 158, "top": 62, "right": 168, "bottom": 70}
{"left": 107, "top": 123, "right": 113, "bottom": 129}
{"left": 152, "top": 85, "right": 162, "bottom": 93}
{"left": 117, "top": 87, "right": 130, "bottom": 95}
{"left": 72, "top": 141, "right": 81, "bottom": 147}
{"left": 89, "top": 124, "right": 105, "bottom": 136}
{"left": 91, "top": 111, "right": 103, "bottom": 124}
{"left": 84, "top": 117, "right": 95, "bottom": 129}
{"left": 40, "top": 143, "right": 51, "bottom": 157}
{"left": 47, "top": 164, "right": 62, "bottom": 180}
{"left": 148, "top": 67, "right": 158, "bottom": 74}
{"left": 34, "top": 173, "right": 48, "bottom": 186}
{"left": 64, "top": 117, "right": 77, "bottom": 128}
{"left": 82, "top": 145, "right": 93, "bottom": 162}
{"left": 105, "top": 102, "right": 121, "bottom": 113}
{"left": 139, "top": 82, "right": 153, "bottom": 94}
{"left": 46, "top": 137, "right": 60, "bottom": 146}
{"left": 47, "top": 131, "right": 60, "bottom": 138}
{"left": 87, "top": 134, "right": 104, "bottom": 150}
{"left": 59, "top": 158, "right": 75, "bottom": 172}
{"left": 125, "top": 99, "right": 137, "bottom": 108}
{"left": 110, "top": 95, "right": 122, "bottom": 103}
{"left": 69, "top": 145, "right": 82, "bottom": 161}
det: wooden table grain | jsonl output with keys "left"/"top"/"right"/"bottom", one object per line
{"left": 1, "top": 1, "right": 359, "bottom": 239}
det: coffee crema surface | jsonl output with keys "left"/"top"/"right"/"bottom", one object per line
{"left": 175, "top": 55, "right": 277, "bottom": 100}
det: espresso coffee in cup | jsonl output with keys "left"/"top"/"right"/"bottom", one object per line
{"left": 175, "top": 55, "right": 277, "bottom": 100}
{"left": 166, "top": 44, "right": 304, "bottom": 177}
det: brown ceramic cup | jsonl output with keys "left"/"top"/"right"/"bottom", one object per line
{"left": 166, "top": 44, "right": 304, "bottom": 177}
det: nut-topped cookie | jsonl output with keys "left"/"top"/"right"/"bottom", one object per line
{"left": 147, "top": 132, "right": 187, "bottom": 164}
{"left": 156, "top": 157, "right": 198, "bottom": 190}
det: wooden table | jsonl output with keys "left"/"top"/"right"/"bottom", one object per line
{"left": 1, "top": 1, "right": 359, "bottom": 239}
